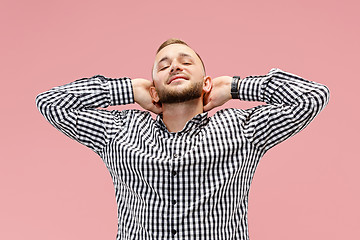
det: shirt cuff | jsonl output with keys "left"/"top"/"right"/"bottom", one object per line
{"left": 237, "top": 75, "right": 264, "bottom": 102}
{"left": 108, "top": 77, "right": 135, "bottom": 106}
{"left": 237, "top": 68, "right": 283, "bottom": 102}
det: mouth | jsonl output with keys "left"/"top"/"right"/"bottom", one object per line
{"left": 168, "top": 75, "right": 189, "bottom": 84}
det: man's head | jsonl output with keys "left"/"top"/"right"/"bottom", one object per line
{"left": 150, "top": 38, "right": 211, "bottom": 104}
{"left": 152, "top": 39, "right": 206, "bottom": 79}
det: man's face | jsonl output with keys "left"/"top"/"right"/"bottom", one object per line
{"left": 151, "top": 44, "right": 209, "bottom": 104}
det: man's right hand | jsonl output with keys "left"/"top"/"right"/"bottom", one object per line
{"left": 132, "top": 78, "right": 163, "bottom": 114}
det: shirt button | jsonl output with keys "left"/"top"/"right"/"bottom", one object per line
{"left": 171, "top": 170, "right": 178, "bottom": 177}
{"left": 173, "top": 153, "right": 178, "bottom": 159}
{"left": 171, "top": 199, "right": 177, "bottom": 205}
{"left": 171, "top": 229, "right": 177, "bottom": 236}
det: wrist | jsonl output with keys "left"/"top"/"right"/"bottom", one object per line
{"left": 131, "top": 78, "right": 141, "bottom": 90}
{"left": 131, "top": 78, "right": 153, "bottom": 104}
{"left": 131, "top": 78, "right": 144, "bottom": 103}
{"left": 231, "top": 76, "right": 241, "bottom": 99}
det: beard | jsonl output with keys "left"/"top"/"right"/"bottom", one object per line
{"left": 157, "top": 81, "right": 203, "bottom": 104}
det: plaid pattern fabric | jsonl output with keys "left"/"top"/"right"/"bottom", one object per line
{"left": 36, "top": 68, "right": 329, "bottom": 240}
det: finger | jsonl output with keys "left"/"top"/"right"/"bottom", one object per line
{"left": 153, "top": 108, "right": 163, "bottom": 114}
{"left": 203, "top": 92, "right": 211, "bottom": 105}
{"left": 203, "top": 102, "right": 213, "bottom": 112}
{"left": 150, "top": 103, "right": 163, "bottom": 114}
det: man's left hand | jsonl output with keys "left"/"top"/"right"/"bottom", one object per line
{"left": 203, "top": 76, "right": 232, "bottom": 112}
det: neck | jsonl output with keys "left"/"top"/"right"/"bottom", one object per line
{"left": 161, "top": 98, "right": 204, "bottom": 132}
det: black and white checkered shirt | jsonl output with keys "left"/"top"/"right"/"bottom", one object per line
{"left": 36, "top": 68, "right": 329, "bottom": 240}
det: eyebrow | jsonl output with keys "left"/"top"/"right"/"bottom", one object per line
{"left": 158, "top": 52, "right": 193, "bottom": 65}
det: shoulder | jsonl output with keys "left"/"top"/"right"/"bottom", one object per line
{"left": 211, "top": 108, "right": 246, "bottom": 121}
{"left": 211, "top": 107, "right": 261, "bottom": 126}
{"left": 111, "top": 108, "right": 151, "bottom": 119}
{"left": 207, "top": 109, "right": 240, "bottom": 130}
{"left": 96, "top": 108, "right": 153, "bottom": 126}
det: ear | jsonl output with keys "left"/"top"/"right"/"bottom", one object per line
{"left": 149, "top": 86, "right": 160, "bottom": 103}
{"left": 202, "top": 76, "right": 212, "bottom": 94}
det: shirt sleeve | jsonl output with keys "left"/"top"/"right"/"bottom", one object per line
{"left": 35, "top": 75, "right": 134, "bottom": 156}
{"left": 236, "top": 68, "right": 330, "bottom": 152}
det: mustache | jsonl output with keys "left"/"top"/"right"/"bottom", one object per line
{"left": 167, "top": 72, "right": 189, "bottom": 83}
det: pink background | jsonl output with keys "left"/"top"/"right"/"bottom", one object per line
{"left": 1, "top": 0, "right": 358, "bottom": 239}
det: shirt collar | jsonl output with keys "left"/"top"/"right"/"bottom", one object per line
{"left": 155, "top": 112, "right": 209, "bottom": 134}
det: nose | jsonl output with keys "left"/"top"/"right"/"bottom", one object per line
{"left": 170, "top": 60, "right": 183, "bottom": 73}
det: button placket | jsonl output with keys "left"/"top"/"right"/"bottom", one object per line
{"left": 170, "top": 158, "right": 178, "bottom": 237}
{"left": 170, "top": 132, "right": 183, "bottom": 238}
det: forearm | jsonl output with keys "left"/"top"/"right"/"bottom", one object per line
{"left": 237, "top": 68, "right": 330, "bottom": 111}
{"left": 36, "top": 75, "right": 134, "bottom": 113}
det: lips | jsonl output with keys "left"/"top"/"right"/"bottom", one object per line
{"left": 168, "top": 75, "right": 189, "bottom": 84}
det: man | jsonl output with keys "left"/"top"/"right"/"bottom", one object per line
{"left": 36, "top": 38, "right": 330, "bottom": 240}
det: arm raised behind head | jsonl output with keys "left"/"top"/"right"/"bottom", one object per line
{"left": 35, "top": 75, "right": 139, "bottom": 156}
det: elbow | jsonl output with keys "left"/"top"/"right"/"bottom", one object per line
{"left": 35, "top": 93, "right": 42, "bottom": 109}
{"left": 305, "top": 84, "right": 330, "bottom": 118}
{"left": 35, "top": 91, "right": 50, "bottom": 117}
{"left": 35, "top": 92, "right": 45, "bottom": 112}
{"left": 295, "top": 84, "right": 330, "bottom": 120}
{"left": 317, "top": 84, "right": 330, "bottom": 110}
{"left": 323, "top": 84, "right": 330, "bottom": 106}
